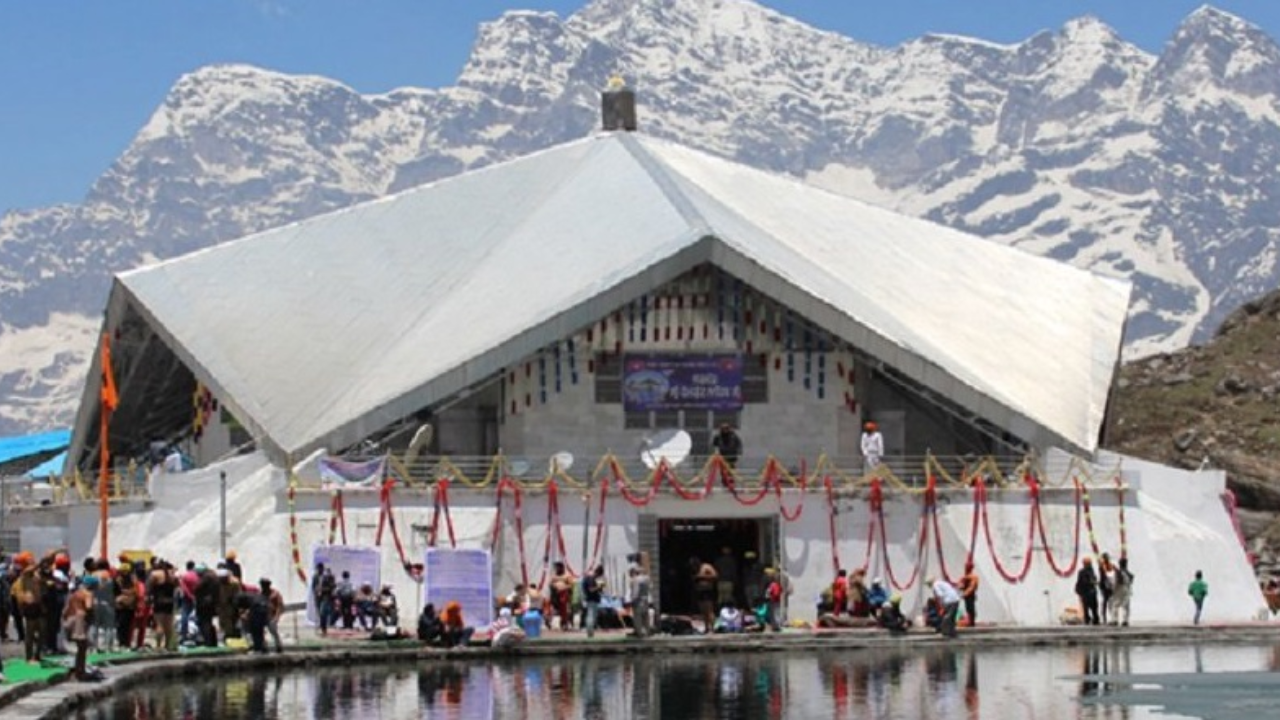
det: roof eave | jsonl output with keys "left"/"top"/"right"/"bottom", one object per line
{"left": 288, "top": 232, "right": 720, "bottom": 460}
{"left": 705, "top": 239, "right": 1098, "bottom": 456}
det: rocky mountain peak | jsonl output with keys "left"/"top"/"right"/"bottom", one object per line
{"left": 458, "top": 10, "right": 577, "bottom": 98}
{"left": 1148, "top": 4, "right": 1280, "bottom": 99}
{"left": 1060, "top": 15, "right": 1123, "bottom": 46}
{"left": 573, "top": 0, "right": 650, "bottom": 23}
{"left": 1182, "top": 4, "right": 1258, "bottom": 36}
{"left": 5, "top": 1, "right": 1280, "bottom": 442}
{"left": 574, "top": 0, "right": 702, "bottom": 24}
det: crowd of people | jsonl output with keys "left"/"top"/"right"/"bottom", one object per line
{"left": 1071, "top": 552, "right": 1135, "bottom": 626}
{"left": 2, "top": 548, "right": 284, "bottom": 682}
{"left": 812, "top": 566, "right": 969, "bottom": 638}
{"left": 309, "top": 564, "right": 400, "bottom": 637}
{"left": 1, "top": 539, "right": 1245, "bottom": 686}
{"left": 414, "top": 555, "right": 663, "bottom": 649}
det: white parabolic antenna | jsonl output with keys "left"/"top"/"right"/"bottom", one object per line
{"left": 508, "top": 457, "right": 531, "bottom": 477}
{"left": 550, "top": 451, "right": 574, "bottom": 473}
{"left": 641, "top": 429, "right": 692, "bottom": 470}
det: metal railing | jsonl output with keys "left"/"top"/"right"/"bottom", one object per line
{"left": 33, "top": 449, "right": 1112, "bottom": 505}
{"left": 17, "top": 464, "right": 153, "bottom": 506}
{"left": 355, "top": 452, "right": 1041, "bottom": 491}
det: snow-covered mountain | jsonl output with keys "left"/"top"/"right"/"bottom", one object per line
{"left": 4, "top": 0, "right": 1280, "bottom": 435}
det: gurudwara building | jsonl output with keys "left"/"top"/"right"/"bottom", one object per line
{"left": 47, "top": 98, "right": 1264, "bottom": 626}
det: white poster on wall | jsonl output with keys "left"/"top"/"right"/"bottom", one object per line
{"left": 423, "top": 548, "right": 493, "bottom": 629}
{"left": 306, "top": 544, "right": 382, "bottom": 625}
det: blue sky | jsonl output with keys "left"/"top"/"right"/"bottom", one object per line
{"left": 2, "top": 0, "right": 1278, "bottom": 214}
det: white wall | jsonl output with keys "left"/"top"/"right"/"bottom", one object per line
{"left": 1102, "top": 451, "right": 1266, "bottom": 624}
{"left": 59, "top": 449, "right": 1266, "bottom": 626}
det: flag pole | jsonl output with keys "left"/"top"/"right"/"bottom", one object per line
{"left": 98, "top": 332, "right": 120, "bottom": 561}
{"left": 99, "top": 409, "right": 110, "bottom": 560}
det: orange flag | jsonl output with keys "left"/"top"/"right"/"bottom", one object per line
{"left": 100, "top": 333, "right": 119, "bottom": 411}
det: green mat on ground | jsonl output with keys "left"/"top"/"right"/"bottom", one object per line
{"left": 2, "top": 646, "right": 239, "bottom": 685}
{"left": 2, "top": 657, "right": 71, "bottom": 684}
{"left": 87, "top": 645, "right": 238, "bottom": 662}
{"left": 87, "top": 650, "right": 139, "bottom": 664}
{"left": 176, "top": 645, "right": 238, "bottom": 657}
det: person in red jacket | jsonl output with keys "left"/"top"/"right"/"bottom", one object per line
{"left": 957, "top": 562, "right": 980, "bottom": 626}
{"left": 130, "top": 568, "right": 151, "bottom": 650}
{"left": 764, "top": 569, "right": 783, "bottom": 632}
{"left": 178, "top": 560, "right": 200, "bottom": 642}
{"left": 831, "top": 569, "right": 849, "bottom": 616}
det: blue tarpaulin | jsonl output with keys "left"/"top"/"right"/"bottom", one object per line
{"left": 0, "top": 429, "right": 70, "bottom": 465}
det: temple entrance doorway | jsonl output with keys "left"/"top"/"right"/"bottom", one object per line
{"left": 656, "top": 516, "right": 776, "bottom": 614}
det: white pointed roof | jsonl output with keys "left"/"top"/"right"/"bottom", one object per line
{"left": 113, "top": 132, "right": 1129, "bottom": 461}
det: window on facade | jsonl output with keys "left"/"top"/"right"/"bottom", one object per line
{"left": 654, "top": 410, "right": 681, "bottom": 428}
{"left": 742, "top": 359, "right": 768, "bottom": 403}
{"left": 594, "top": 353, "right": 623, "bottom": 403}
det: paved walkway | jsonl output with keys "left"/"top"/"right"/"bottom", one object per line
{"left": 4, "top": 621, "right": 1280, "bottom": 719}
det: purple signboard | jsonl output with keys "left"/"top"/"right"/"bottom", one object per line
{"left": 622, "top": 354, "right": 743, "bottom": 411}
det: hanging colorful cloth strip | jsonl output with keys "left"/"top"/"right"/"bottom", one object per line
{"left": 286, "top": 475, "right": 308, "bottom": 585}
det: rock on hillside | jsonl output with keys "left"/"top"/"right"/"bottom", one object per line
{"left": 1107, "top": 288, "right": 1280, "bottom": 579}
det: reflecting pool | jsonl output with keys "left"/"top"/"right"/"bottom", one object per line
{"left": 76, "top": 643, "right": 1280, "bottom": 720}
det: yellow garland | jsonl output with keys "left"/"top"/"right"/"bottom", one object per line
{"left": 385, "top": 454, "right": 415, "bottom": 486}
{"left": 285, "top": 457, "right": 309, "bottom": 585}
{"left": 548, "top": 466, "right": 589, "bottom": 489}
{"left": 285, "top": 450, "right": 1122, "bottom": 494}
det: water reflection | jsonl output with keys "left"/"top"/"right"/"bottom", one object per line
{"left": 1078, "top": 647, "right": 1133, "bottom": 720}
{"left": 75, "top": 644, "right": 1279, "bottom": 720}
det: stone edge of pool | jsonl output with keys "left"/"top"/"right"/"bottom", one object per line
{"left": 5, "top": 624, "right": 1280, "bottom": 719}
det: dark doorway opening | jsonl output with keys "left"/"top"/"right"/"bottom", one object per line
{"left": 657, "top": 517, "right": 774, "bottom": 614}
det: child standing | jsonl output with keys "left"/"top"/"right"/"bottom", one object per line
{"left": 764, "top": 568, "right": 783, "bottom": 632}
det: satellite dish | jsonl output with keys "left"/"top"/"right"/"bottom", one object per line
{"left": 508, "top": 457, "right": 531, "bottom": 477}
{"left": 402, "top": 423, "right": 434, "bottom": 469}
{"left": 550, "top": 451, "right": 574, "bottom": 474}
{"left": 641, "top": 429, "right": 692, "bottom": 470}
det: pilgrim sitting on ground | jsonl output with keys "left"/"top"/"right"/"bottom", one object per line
{"left": 417, "top": 603, "right": 443, "bottom": 645}
{"left": 440, "top": 601, "right": 474, "bottom": 647}
{"left": 489, "top": 607, "right": 527, "bottom": 648}
{"left": 714, "top": 603, "right": 744, "bottom": 634}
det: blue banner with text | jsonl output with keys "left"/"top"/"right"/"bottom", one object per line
{"left": 622, "top": 354, "right": 743, "bottom": 412}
